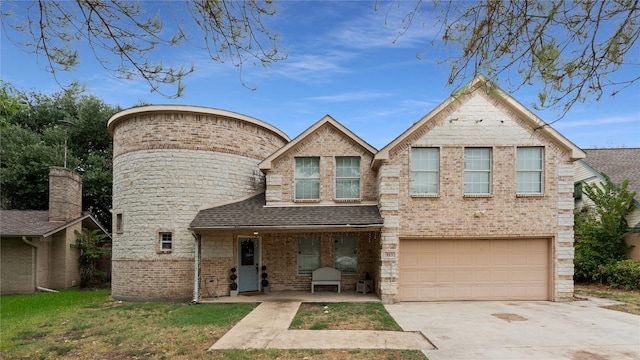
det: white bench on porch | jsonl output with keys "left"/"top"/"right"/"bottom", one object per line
{"left": 311, "top": 267, "right": 341, "bottom": 293}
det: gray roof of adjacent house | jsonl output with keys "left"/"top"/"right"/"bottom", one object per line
{"left": 190, "top": 193, "right": 383, "bottom": 230}
{"left": 0, "top": 210, "right": 109, "bottom": 238}
{"left": 582, "top": 148, "right": 640, "bottom": 203}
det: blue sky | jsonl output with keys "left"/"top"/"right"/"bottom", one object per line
{"left": 2, "top": 1, "right": 639, "bottom": 149}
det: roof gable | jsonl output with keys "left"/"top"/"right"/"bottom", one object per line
{"left": 259, "top": 115, "right": 377, "bottom": 171}
{"left": 373, "top": 75, "right": 585, "bottom": 168}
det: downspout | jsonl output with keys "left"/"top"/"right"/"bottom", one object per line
{"left": 191, "top": 231, "right": 201, "bottom": 304}
{"left": 21, "top": 236, "right": 58, "bottom": 293}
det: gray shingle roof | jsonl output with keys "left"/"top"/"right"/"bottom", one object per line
{"left": 0, "top": 210, "right": 69, "bottom": 236}
{"left": 583, "top": 148, "right": 640, "bottom": 203}
{"left": 190, "top": 193, "right": 383, "bottom": 230}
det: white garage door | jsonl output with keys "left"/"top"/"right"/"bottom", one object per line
{"left": 399, "top": 238, "right": 549, "bottom": 301}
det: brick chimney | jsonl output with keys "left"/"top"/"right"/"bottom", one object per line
{"left": 48, "top": 166, "right": 82, "bottom": 222}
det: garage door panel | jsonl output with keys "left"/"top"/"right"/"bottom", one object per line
{"left": 399, "top": 238, "right": 549, "bottom": 301}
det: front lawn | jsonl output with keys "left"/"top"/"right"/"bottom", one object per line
{"left": 0, "top": 289, "right": 426, "bottom": 359}
{"left": 290, "top": 302, "right": 403, "bottom": 330}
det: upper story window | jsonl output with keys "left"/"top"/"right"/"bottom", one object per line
{"left": 411, "top": 148, "right": 439, "bottom": 194}
{"left": 335, "top": 156, "right": 360, "bottom": 199}
{"left": 517, "top": 147, "right": 544, "bottom": 194}
{"left": 295, "top": 157, "right": 320, "bottom": 200}
{"left": 464, "top": 148, "right": 492, "bottom": 194}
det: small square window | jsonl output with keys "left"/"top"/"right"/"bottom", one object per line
{"left": 159, "top": 232, "right": 172, "bottom": 252}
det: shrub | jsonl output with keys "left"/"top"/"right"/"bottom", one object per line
{"left": 607, "top": 259, "right": 640, "bottom": 290}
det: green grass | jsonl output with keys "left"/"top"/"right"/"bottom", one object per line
{"left": 290, "top": 302, "right": 403, "bottom": 331}
{"left": 1, "top": 290, "right": 425, "bottom": 359}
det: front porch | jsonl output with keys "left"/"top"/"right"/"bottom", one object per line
{"left": 199, "top": 289, "right": 380, "bottom": 304}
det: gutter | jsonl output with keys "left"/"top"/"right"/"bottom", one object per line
{"left": 21, "top": 237, "right": 58, "bottom": 293}
{"left": 191, "top": 232, "right": 201, "bottom": 304}
{"left": 189, "top": 224, "right": 383, "bottom": 231}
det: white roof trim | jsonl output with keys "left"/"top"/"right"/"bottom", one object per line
{"left": 259, "top": 115, "right": 378, "bottom": 171}
{"left": 373, "top": 75, "right": 585, "bottom": 168}
{"left": 107, "top": 105, "right": 290, "bottom": 142}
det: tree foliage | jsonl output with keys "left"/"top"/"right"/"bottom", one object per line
{"left": 1, "top": 0, "right": 285, "bottom": 97}
{"left": 574, "top": 173, "right": 636, "bottom": 282}
{"left": 72, "top": 228, "right": 110, "bottom": 288}
{"left": 0, "top": 82, "right": 118, "bottom": 229}
{"left": 383, "top": 0, "right": 639, "bottom": 118}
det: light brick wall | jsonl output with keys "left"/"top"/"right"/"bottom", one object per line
{"left": 378, "top": 90, "right": 576, "bottom": 302}
{"left": 110, "top": 109, "right": 288, "bottom": 300}
{"left": 49, "top": 224, "right": 82, "bottom": 289}
{"left": 0, "top": 237, "right": 34, "bottom": 294}
{"left": 48, "top": 167, "right": 82, "bottom": 222}
{"left": 266, "top": 123, "right": 377, "bottom": 204}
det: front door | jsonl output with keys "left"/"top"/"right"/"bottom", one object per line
{"left": 238, "top": 237, "right": 259, "bottom": 292}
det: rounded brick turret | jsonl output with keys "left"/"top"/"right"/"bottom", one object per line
{"left": 108, "top": 105, "right": 289, "bottom": 301}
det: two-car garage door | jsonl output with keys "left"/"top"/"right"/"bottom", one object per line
{"left": 399, "top": 238, "right": 549, "bottom": 301}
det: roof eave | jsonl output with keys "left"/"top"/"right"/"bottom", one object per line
{"left": 189, "top": 223, "right": 383, "bottom": 231}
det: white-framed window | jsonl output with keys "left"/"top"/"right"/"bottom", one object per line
{"left": 411, "top": 148, "right": 439, "bottom": 194}
{"left": 159, "top": 231, "right": 173, "bottom": 252}
{"left": 334, "top": 236, "right": 357, "bottom": 275}
{"left": 335, "top": 156, "right": 360, "bottom": 199}
{"left": 295, "top": 157, "right": 320, "bottom": 200}
{"left": 298, "top": 236, "right": 320, "bottom": 275}
{"left": 464, "top": 148, "right": 492, "bottom": 194}
{"left": 517, "top": 147, "right": 544, "bottom": 194}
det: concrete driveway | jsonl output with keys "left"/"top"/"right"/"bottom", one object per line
{"left": 386, "top": 298, "right": 640, "bottom": 360}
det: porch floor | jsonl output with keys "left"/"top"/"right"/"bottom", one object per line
{"left": 199, "top": 289, "right": 380, "bottom": 303}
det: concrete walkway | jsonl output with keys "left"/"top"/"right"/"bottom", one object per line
{"left": 209, "top": 301, "right": 435, "bottom": 351}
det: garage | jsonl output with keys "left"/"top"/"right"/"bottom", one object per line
{"left": 399, "top": 238, "right": 550, "bottom": 301}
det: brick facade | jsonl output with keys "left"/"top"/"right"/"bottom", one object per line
{"left": 375, "top": 87, "right": 578, "bottom": 302}
{"left": 109, "top": 77, "right": 583, "bottom": 302}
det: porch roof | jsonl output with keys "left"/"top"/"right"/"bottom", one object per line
{"left": 190, "top": 193, "right": 383, "bottom": 230}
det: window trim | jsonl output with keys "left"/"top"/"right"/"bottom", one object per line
{"left": 464, "top": 147, "right": 492, "bottom": 195}
{"left": 157, "top": 230, "right": 173, "bottom": 254}
{"left": 410, "top": 147, "right": 440, "bottom": 195}
{"left": 335, "top": 156, "right": 361, "bottom": 200}
{"left": 516, "top": 146, "right": 544, "bottom": 195}
{"left": 294, "top": 157, "right": 320, "bottom": 201}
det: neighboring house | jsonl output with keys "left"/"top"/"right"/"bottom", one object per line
{"left": 108, "top": 75, "right": 584, "bottom": 303}
{"left": 0, "top": 167, "right": 111, "bottom": 295}
{"left": 574, "top": 148, "right": 640, "bottom": 260}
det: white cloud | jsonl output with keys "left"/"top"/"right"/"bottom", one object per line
{"left": 555, "top": 114, "right": 640, "bottom": 129}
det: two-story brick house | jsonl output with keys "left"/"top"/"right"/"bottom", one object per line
{"left": 109, "top": 75, "right": 584, "bottom": 303}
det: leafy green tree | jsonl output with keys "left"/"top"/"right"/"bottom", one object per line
{"left": 382, "top": 0, "right": 639, "bottom": 117}
{"left": 0, "top": 82, "right": 118, "bottom": 229}
{"left": 72, "top": 228, "right": 110, "bottom": 288}
{"left": 574, "top": 173, "right": 636, "bottom": 282}
{"left": 1, "top": 1, "right": 285, "bottom": 97}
